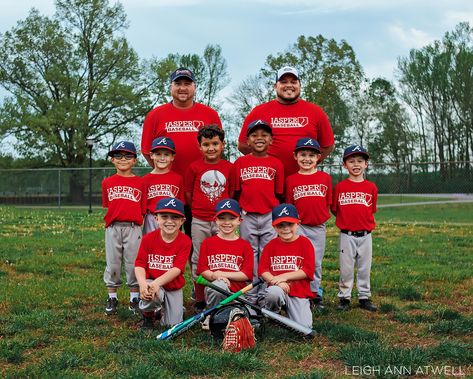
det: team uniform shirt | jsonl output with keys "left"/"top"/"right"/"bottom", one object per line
{"left": 285, "top": 171, "right": 332, "bottom": 226}
{"left": 134, "top": 230, "right": 191, "bottom": 291}
{"left": 331, "top": 179, "right": 378, "bottom": 231}
{"left": 141, "top": 102, "right": 222, "bottom": 176}
{"left": 102, "top": 174, "right": 146, "bottom": 227}
{"left": 258, "top": 236, "right": 315, "bottom": 299}
{"left": 233, "top": 154, "right": 284, "bottom": 214}
{"left": 142, "top": 171, "right": 185, "bottom": 214}
{"left": 196, "top": 235, "right": 254, "bottom": 292}
{"left": 239, "top": 99, "right": 334, "bottom": 177}
{"left": 185, "top": 159, "right": 235, "bottom": 221}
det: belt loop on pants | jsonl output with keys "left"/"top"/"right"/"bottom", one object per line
{"left": 341, "top": 230, "right": 371, "bottom": 237}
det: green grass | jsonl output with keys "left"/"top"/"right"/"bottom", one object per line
{"left": 1, "top": 204, "right": 472, "bottom": 378}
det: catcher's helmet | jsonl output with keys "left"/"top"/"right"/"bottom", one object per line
{"left": 209, "top": 304, "right": 250, "bottom": 339}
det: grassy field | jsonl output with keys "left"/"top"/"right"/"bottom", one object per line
{"left": 1, "top": 204, "right": 472, "bottom": 378}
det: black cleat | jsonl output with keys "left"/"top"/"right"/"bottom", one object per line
{"left": 359, "top": 299, "right": 377, "bottom": 312}
{"left": 129, "top": 298, "right": 140, "bottom": 314}
{"left": 140, "top": 315, "right": 155, "bottom": 330}
{"left": 105, "top": 297, "right": 118, "bottom": 315}
{"left": 337, "top": 298, "right": 350, "bottom": 311}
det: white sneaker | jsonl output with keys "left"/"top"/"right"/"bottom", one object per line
{"left": 201, "top": 315, "right": 210, "bottom": 330}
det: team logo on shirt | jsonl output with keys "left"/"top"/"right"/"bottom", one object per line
{"left": 270, "top": 255, "right": 303, "bottom": 271}
{"left": 207, "top": 254, "right": 242, "bottom": 271}
{"left": 240, "top": 166, "right": 276, "bottom": 181}
{"left": 148, "top": 254, "right": 175, "bottom": 270}
{"left": 200, "top": 170, "right": 226, "bottom": 203}
{"left": 148, "top": 184, "right": 180, "bottom": 199}
{"left": 107, "top": 186, "right": 142, "bottom": 202}
{"left": 293, "top": 184, "right": 328, "bottom": 200}
{"left": 271, "top": 117, "right": 308, "bottom": 128}
{"left": 338, "top": 192, "right": 373, "bottom": 206}
{"left": 165, "top": 120, "right": 204, "bottom": 132}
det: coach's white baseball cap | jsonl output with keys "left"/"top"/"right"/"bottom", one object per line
{"left": 276, "top": 66, "right": 300, "bottom": 82}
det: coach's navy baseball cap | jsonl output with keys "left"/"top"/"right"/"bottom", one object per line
{"left": 272, "top": 203, "right": 300, "bottom": 226}
{"left": 151, "top": 137, "right": 176, "bottom": 153}
{"left": 246, "top": 119, "right": 272, "bottom": 137}
{"left": 215, "top": 198, "right": 241, "bottom": 218}
{"left": 343, "top": 145, "right": 370, "bottom": 161}
{"left": 170, "top": 67, "right": 195, "bottom": 82}
{"left": 108, "top": 141, "right": 137, "bottom": 157}
{"left": 155, "top": 197, "right": 185, "bottom": 216}
{"left": 294, "top": 137, "right": 321, "bottom": 153}
{"left": 276, "top": 66, "right": 300, "bottom": 82}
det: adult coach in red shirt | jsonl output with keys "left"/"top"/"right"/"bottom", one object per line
{"left": 238, "top": 66, "right": 335, "bottom": 177}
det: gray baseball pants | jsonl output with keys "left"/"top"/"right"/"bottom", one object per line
{"left": 298, "top": 224, "right": 326, "bottom": 297}
{"left": 190, "top": 217, "right": 218, "bottom": 280}
{"left": 142, "top": 212, "right": 159, "bottom": 235}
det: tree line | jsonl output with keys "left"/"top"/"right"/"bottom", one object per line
{"left": 1, "top": 0, "right": 472, "bottom": 174}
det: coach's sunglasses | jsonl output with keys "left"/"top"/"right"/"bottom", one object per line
{"left": 111, "top": 153, "right": 136, "bottom": 160}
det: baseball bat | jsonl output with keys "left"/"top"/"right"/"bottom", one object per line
{"left": 196, "top": 275, "right": 316, "bottom": 339}
{"left": 156, "top": 278, "right": 262, "bottom": 340}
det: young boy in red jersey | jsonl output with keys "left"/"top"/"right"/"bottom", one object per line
{"left": 142, "top": 137, "right": 184, "bottom": 235}
{"left": 185, "top": 125, "right": 235, "bottom": 312}
{"left": 258, "top": 204, "right": 315, "bottom": 328}
{"left": 286, "top": 137, "right": 332, "bottom": 310}
{"left": 102, "top": 141, "right": 146, "bottom": 315}
{"left": 197, "top": 198, "right": 253, "bottom": 328}
{"left": 331, "top": 145, "right": 378, "bottom": 312}
{"left": 134, "top": 198, "right": 191, "bottom": 329}
{"left": 233, "top": 120, "right": 284, "bottom": 299}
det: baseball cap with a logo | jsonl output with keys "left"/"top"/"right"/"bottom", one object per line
{"left": 170, "top": 67, "right": 195, "bottom": 82}
{"left": 151, "top": 137, "right": 176, "bottom": 153}
{"left": 294, "top": 137, "right": 321, "bottom": 153}
{"left": 276, "top": 66, "right": 300, "bottom": 82}
{"left": 155, "top": 197, "right": 185, "bottom": 216}
{"left": 272, "top": 203, "right": 300, "bottom": 226}
{"left": 215, "top": 198, "right": 241, "bottom": 218}
{"left": 343, "top": 145, "right": 370, "bottom": 161}
{"left": 246, "top": 119, "right": 273, "bottom": 137}
{"left": 108, "top": 141, "right": 137, "bottom": 157}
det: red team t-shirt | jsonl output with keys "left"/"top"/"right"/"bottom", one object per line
{"left": 233, "top": 154, "right": 284, "bottom": 214}
{"left": 102, "top": 174, "right": 146, "bottom": 227}
{"left": 258, "top": 236, "right": 315, "bottom": 299}
{"left": 185, "top": 159, "right": 235, "bottom": 221}
{"left": 134, "top": 230, "right": 191, "bottom": 291}
{"left": 141, "top": 102, "right": 222, "bottom": 176}
{"left": 331, "top": 179, "right": 378, "bottom": 231}
{"left": 142, "top": 171, "right": 185, "bottom": 214}
{"left": 196, "top": 235, "right": 254, "bottom": 292}
{"left": 239, "top": 99, "right": 334, "bottom": 176}
{"left": 285, "top": 171, "right": 332, "bottom": 226}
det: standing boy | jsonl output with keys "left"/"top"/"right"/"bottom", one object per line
{"left": 331, "top": 145, "right": 378, "bottom": 312}
{"left": 285, "top": 137, "right": 332, "bottom": 309}
{"left": 185, "top": 125, "right": 235, "bottom": 312}
{"left": 142, "top": 137, "right": 184, "bottom": 235}
{"left": 258, "top": 204, "right": 315, "bottom": 328}
{"left": 102, "top": 141, "right": 146, "bottom": 315}
{"left": 233, "top": 120, "right": 284, "bottom": 286}
{"left": 134, "top": 198, "right": 191, "bottom": 329}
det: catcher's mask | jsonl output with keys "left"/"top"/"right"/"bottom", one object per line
{"left": 209, "top": 304, "right": 251, "bottom": 339}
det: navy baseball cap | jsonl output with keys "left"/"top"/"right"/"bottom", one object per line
{"left": 151, "top": 137, "right": 176, "bottom": 153}
{"left": 215, "top": 198, "right": 241, "bottom": 218}
{"left": 343, "top": 145, "right": 370, "bottom": 161}
{"left": 294, "top": 137, "right": 321, "bottom": 153}
{"left": 170, "top": 67, "right": 195, "bottom": 82}
{"left": 246, "top": 119, "right": 272, "bottom": 137}
{"left": 276, "top": 66, "right": 300, "bottom": 82}
{"left": 155, "top": 197, "right": 185, "bottom": 216}
{"left": 272, "top": 203, "right": 300, "bottom": 226}
{"left": 108, "top": 141, "right": 137, "bottom": 157}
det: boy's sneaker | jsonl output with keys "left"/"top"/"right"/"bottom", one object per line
{"left": 193, "top": 301, "right": 206, "bottom": 314}
{"left": 337, "top": 298, "right": 350, "bottom": 311}
{"left": 311, "top": 296, "right": 325, "bottom": 311}
{"left": 201, "top": 315, "right": 210, "bottom": 330}
{"left": 140, "top": 315, "right": 155, "bottom": 330}
{"left": 359, "top": 299, "right": 377, "bottom": 312}
{"left": 105, "top": 297, "right": 118, "bottom": 315}
{"left": 129, "top": 298, "right": 140, "bottom": 314}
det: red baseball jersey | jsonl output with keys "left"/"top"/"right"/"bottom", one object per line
{"left": 142, "top": 171, "right": 185, "bottom": 214}
{"left": 141, "top": 102, "right": 222, "bottom": 176}
{"left": 196, "top": 235, "right": 254, "bottom": 292}
{"left": 258, "top": 236, "right": 315, "bottom": 299}
{"left": 239, "top": 99, "right": 334, "bottom": 177}
{"left": 185, "top": 159, "right": 235, "bottom": 221}
{"left": 285, "top": 171, "right": 332, "bottom": 226}
{"left": 134, "top": 229, "right": 191, "bottom": 291}
{"left": 331, "top": 179, "right": 378, "bottom": 231}
{"left": 233, "top": 154, "right": 284, "bottom": 214}
{"left": 102, "top": 174, "right": 146, "bottom": 227}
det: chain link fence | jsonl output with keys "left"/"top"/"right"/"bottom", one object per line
{"left": 0, "top": 161, "right": 472, "bottom": 206}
